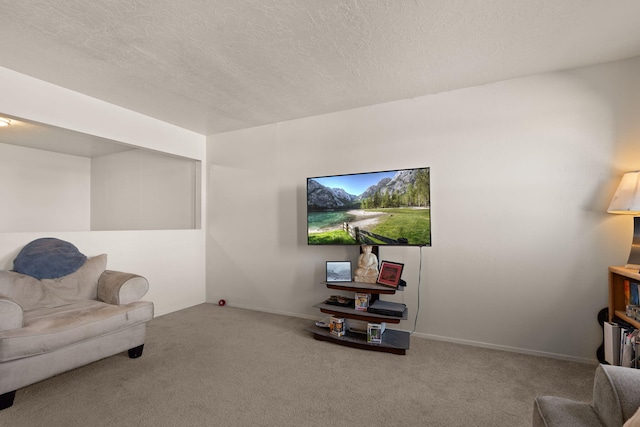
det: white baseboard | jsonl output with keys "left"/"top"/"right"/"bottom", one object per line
{"left": 410, "top": 331, "right": 599, "bottom": 365}
{"left": 213, "top": 303, "right": 600, "bottom": 365}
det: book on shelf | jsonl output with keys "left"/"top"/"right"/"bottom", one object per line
{"left": 631, "top": 281, "right": 640, "bottom": 306}
{"left": 623, "top": 280, "right": 639, "bottom": 306}
{"left": 605, "top": 322, "right": 621, "bottom": 366}
{"left": 606, "top": 318, "right": 639, "bottom": 369}
{"left": 620, "top": 328, "right": 639, "bottom": 369}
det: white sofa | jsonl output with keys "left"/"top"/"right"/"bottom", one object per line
{"left": 0, "top": 253, "right": 154, "bottom": 410}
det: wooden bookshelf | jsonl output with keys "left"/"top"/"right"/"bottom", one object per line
{"left": 608, "top": 266, "right": 640, "bottom": 329}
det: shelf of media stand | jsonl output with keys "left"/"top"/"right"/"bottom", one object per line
{"left": 323, "top": 280, "right": 402, "bottom": 294}
{"left": 305, "top": 325, "right": 410, "bottom": 355}
{"left": 313, "top": 302, "right": 407, "bottom": 323}
{"left": 307, "top": 280, "right": 410, "bottom": 355}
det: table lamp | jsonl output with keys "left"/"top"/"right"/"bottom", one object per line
{"left": 608, "top": 170, "right": 640, "bottom": 269}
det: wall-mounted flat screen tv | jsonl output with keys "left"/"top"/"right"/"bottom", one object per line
{"left": 307, "top": 167, "right": 430, "bottom": 246}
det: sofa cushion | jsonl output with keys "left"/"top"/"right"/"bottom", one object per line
{"left": 0, "top": 298, "right": 23, "bottom": 331}
{"left": 13, "top": 238, "right": 87, "bottom": 279}
{"left": 0, "top": 255, "right": 107, "bottom": 311}
{"left": 0, "top": 299, "right": 153, "bottom": 362}
{"left": 533, "top": 396, "right": 603, "bottom": 427}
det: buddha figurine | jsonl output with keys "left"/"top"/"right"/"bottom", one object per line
{"left": 354, "top": 245, "right": 378, "bottom": 283}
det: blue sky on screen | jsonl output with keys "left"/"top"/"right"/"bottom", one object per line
{"left": 313, "top": 171, "right": 397, "bottom": 196}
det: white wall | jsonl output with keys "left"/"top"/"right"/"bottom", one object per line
{"left": 91, "top": 149, "right": 200, "bottom": 230}
{"left": 207, "top": 55, "right": 640, "bottom": 363}
{"left": 0, "top": 143, "right": 90, "bottom": 232}
{"left": 0, "top": 66, "right": 207, "bottom": 317}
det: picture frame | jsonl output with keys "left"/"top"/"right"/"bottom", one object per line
{"left": 326, "top": 261, "right": 352, "bottom": 282}
{"left": 377, "top": 261, "right": 404, "bottom": 288}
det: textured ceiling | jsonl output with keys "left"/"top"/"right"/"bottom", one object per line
{"left": 1, "top": 0, "right": 640, "bottom": 135}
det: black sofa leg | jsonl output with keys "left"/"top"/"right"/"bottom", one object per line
{"left": 0, "top": 390, "right": 16, "bottom": 410}
{"left": 128, "top": 344, "right": 144, "bottom": 359}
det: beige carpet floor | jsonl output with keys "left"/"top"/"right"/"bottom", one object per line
{"left": 3, "top": 304, "right": 596, "bottom": 426}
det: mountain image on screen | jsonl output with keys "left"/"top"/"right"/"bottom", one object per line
{"left": 307, "top": 168, "right": 431, "bottom": 246}
{"left": 326, "top": 263, "right": 351, "bottom": 282}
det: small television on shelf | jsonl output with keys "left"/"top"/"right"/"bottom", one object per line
{"left": 307, "top": 167, "right": 431, "bottom": 246}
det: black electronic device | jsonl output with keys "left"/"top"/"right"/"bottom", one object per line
{"left": 367, "top": 300, "right": 406, "bottom": 317}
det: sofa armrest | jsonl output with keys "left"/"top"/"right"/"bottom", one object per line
{"left": 593, "top": 364, "right": 640, "bottom": 427}
{"left": 97, "top": 270, "right": 149, "bottom": 305}
{"left": 0, "top": 297, "right": 23, "bottom": 331}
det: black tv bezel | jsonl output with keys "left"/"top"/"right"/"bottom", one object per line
{"left": 306, "top": 167, "right": 431, "bottom": 247}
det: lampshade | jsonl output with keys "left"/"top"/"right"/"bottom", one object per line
{"left": 608, "top": 171, "right": 640, "bottom": 214}
{"left": 609, "top": 170, "right": 640, "bottom": 269}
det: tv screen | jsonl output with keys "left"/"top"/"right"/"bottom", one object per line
{"left": 307, "top": 167, "right": 431, "bottom": 246}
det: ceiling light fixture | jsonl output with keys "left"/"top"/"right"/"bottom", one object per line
{"left": 0, "top": 118, "right": 11, "bottom": 127}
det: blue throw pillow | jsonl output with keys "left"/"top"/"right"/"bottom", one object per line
{"left": 13, "top": 238, "right": 87, "bottom": 280}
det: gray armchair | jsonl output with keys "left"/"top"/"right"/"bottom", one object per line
{"left": 533, "top": 364, "right": 640, "bottom": 426}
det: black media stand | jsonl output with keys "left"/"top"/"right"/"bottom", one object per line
{"left": 305, "top": 281, "right": 410, "bottom": 355}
